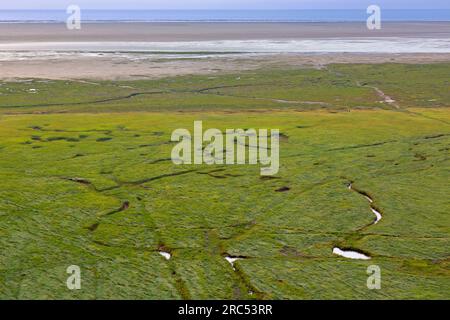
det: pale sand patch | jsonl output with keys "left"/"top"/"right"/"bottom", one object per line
{"left": 1, "top": 53, "right": 450, "bottom": 80}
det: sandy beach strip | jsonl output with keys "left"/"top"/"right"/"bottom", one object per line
{"left": 2, "top": 53, "right": 450, "bottom": 81}
{"left": 1, "top": 22, "right": 450, "bottom": 80}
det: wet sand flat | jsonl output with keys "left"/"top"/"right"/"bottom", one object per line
{"left": 1, "top": 22, "right": 450, "bottom": 43}
{"left": 1, "top": 22, "right": 450, "bottom": 80}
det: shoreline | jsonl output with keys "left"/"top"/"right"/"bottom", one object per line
{"left": 2, "top": 53, "right": 450, "bottom": 81}
{"left": 1, "top": 22, "right": 449, "bottom": 80}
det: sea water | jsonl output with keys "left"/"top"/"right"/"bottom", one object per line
{"left": 0, "top": 9, "right": 449, "bottom": 23}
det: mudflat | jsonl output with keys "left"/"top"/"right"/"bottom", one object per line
{"left": 1, "top": 22, "right": 450, "bottom": 42}
{"left": 1, "top": 22, "right": 449, "bottom": 80}
{"left": 2, "top": 52, "right": 450, "bottom": 80}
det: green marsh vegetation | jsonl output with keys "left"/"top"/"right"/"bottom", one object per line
{"left": 0, "top": 63, "right": 449, "bottom": 299}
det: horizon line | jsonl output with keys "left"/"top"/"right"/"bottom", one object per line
{"left": 2, "top": 8, "right": 450, "bottom": 11}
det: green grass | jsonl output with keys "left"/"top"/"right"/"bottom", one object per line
{"left": 0, "top": 64, "right": 449, "bottom": 299}
{"left": 2, "top": 63, "right": 449, "bottom": 114}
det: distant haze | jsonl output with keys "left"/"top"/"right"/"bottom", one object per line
{"left": 1, "top": 0, "right": 449, "bottom": 10}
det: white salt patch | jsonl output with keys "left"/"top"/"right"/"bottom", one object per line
{"left": 333, "top": 248, "right": 371, "bottom": 260}
{"left": 159, "top": 251, "right": 171, "bottom": 260}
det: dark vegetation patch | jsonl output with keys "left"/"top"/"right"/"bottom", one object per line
{"left": 275, "top": 186, "right": 291, "bottom": 192}
{"left": 148, "top": 158, "right": 172, "bottom": 164}
{"left": 260, "top": 176, "right": 281, "bottom": 180}
{"left": 71, "top": 153, "right": 85, "bottom": 158}
{"left": 65, "top": 177, "right": 91, "bottom": 185}
{"left": 424, "top": 134, "right": 447, "bottom": 140}
{"left": 105, "top": 201, "right": 130, "bottom": 216}
{"left": 279, "top": 133, "right": 289, "bottom": 142}
{"left": 158, "top": 244, "right": 172, "bottom": 254}
{"left": 224, "top": 173, "right": 244, "bottom": 178}
{"left": 46, "top": 136, "right": 79, "bottom": 142}
{"left": 208, "top": 174, "right": 227, "bottom": 179}
{"left": 122, "top": 170, "right": 198, "bottom": 186}
{"left": 223, "top": 254, "right": 249, "bottom": 260}
{"left": 96, "top": 137, "right": 113, "bottom": 142}
{"left": 93, "top": 240, "right": 112, "bottom": 247}
{"left": 414, "top": 153, "right": 427, "bottom": 161}
{"left": 86, "top": 223, "right": 100, "bottom": 232}
{"left": 327, "top": 140, "right": 397, "bottom": 152}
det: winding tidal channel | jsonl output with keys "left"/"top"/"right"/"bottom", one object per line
{"left": 332, "top": 183, "right": 383, "bottom": 260}
{"left": 348, "top": 183, "right": 382, "bottom": 225}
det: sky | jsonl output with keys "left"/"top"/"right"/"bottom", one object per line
{"left": 0, "top": 0, "right": 449, "bottom": 10}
